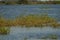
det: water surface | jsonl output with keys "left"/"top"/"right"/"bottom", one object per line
{"left": 0, "top": 27, "right": 60, "bottom": 40}
{"left": 0, "top": 4, "right": 60, "bottom": 20}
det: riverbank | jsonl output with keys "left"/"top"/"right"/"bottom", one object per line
{"left": 0, "top": 1, "right": 60, "bottom": 5}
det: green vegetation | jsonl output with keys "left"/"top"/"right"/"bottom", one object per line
{"left": 0, "top": 16, "right": 10, "bottom": 34}
{"left": 48, "top": 34, "right": 58, "bottom": 39}
{"left": 0, "top": 13, "right": 60, "bottom": 34}
{"left": 0, "top": 14, "right": 60, "bottom": 27}
{"left": 0, "top": 27, "right": 10, "bottom": 35}
{"left": 41, "top": 34, "right": 58, "bottom": 39}
{"left": 24, "top": 37, "right": 28, "bottom": 40}
{"left": 0, "top": 1, "right": 60, "bottom": 4}
{"left": 18, "top": 0, "right": 28, "bottom": 4}
{"left": 53, "top": 1, "right": 60, "bottom": 4}
{"left": 16, "top": 14, "right": 59, "bottom": 27}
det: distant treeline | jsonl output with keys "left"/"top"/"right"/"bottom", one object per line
{"left": 0, "top": 1, "right": 60, "bottom": 4}
{"left": 0, "top": 14, "right": 60, "bottom": 27}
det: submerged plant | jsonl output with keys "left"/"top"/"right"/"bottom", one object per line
{"left": 24, "top": 37, "right": 27, "bottom": 40}
{"left": 41, "top": 34, "right": 58, "bottom": 39}
{"left": 48, "top": 34, "right": 58, "bottom": 39}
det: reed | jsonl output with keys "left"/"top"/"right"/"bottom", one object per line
{"left": 0, "top": 27, "right": 10, "bottom": 34}
{"left": 17, "top": 14, "right": 59, "bottom": 27}
{"left": 0, "top": 14, "right": 60, "bottom": 27}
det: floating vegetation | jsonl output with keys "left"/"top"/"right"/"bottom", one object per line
{"left": 48, "top": 34, "right": 58, "bottom": 39}
{"left": 0, "top": 13, "right": 60, "bottom": 28}
{"left": 16, "top": 14, "right": 59, "bottom": 28}
{"left": 41, "top": 34, "right": 58, "bottom": 39}
{"left": 24, "top": 37, "right": 28, "bottom": 40}
{"left": 0, "top": 27, "right": 10, "bottom": 35}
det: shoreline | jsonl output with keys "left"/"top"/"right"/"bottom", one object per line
{"left": 0, "top": 1, "right": 60, "bottom": 5}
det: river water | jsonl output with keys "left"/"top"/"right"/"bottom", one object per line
{"left": 0, "top": 27, "right": 60, "bottom": 40}
{"left": 0, "top": 4, "right": 60, "bottom": 40}
{"left": 0, "top": 4, "right": 60, "bottom": 20}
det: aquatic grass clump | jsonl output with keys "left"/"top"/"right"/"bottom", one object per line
{"left": 41, "top": 34, "right": 58, "bottom": 39}
{"left": 0, "top": 13, "right": 60, "bottom": 28}
{"left": 17, "top": 14, "right": 59, "bottom": 28}
{"left": 47, "top": 34, "right": 58, "bottom": 39}
{"left": 0, "top": 17, "right": 7, "bottom": 26}
{"left": 0, "top": 27, "right": 10, "bottom": 35}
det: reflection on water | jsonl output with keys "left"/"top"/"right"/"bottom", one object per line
{"left": 0, "top": 27, "right": 60, "bottom": 40}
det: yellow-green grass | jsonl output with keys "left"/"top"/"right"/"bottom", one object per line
{"left": 0, "top": 14, "right": 60, "bottom": 28}
{"left": 0, "top": 27, "right": 10, "bottom": 34}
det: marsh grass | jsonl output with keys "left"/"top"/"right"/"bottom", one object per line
{"left": 16, "top": 14, "right": 59, "bottom": 28}
{"left": 0, "top": 27, "right": 10, "bottom": 35}
{"left": 0, "top": 14, "right": 60, "bottom": 28}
